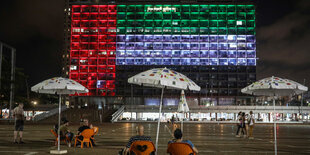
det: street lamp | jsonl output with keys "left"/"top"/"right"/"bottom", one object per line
{"left": 32, "top": 101, "right": 38, "bottom": 105}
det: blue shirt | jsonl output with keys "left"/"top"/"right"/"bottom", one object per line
{"left": 168, "top": 139, "right": 195, "bottom": 148}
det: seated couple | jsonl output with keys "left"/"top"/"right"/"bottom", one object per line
{"left": 57, "top": 119, "right": 94, "bottom": 147}
{"left": 76, "top": 119, "right": 95, "bottom": 146}
{"left": 121, "top": 125, "right": 198, "bottom": 155}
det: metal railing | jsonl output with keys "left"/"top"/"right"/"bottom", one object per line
{"left": 111, "top": 105, "right": 125, "bottom": 122}
{"left": 33, "top": 105, "right": 67, "bottom": 122}
{"left": 124, "top": 105, "right": 310, "bottom": 113}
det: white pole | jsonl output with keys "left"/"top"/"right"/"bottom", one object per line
{"left": 155, "top": 87, "right": 164, "bottom": 154}
{"left": 131, "top": 84, "right": 133, "bottom": 120}
{"left": 273, "top": 96, "right": 277, "bottom": 155}
{"left": 58, "top": 94, "right": 61, "bottom": 151}
{"left": 301, "top": 79, "right": 306, "bottom": 121}
{"left": 181, "top": 112, "right": 184, "bottom": 132}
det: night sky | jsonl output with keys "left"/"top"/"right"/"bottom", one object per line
{"left": 0, "top": 0, "right": 309, "bottom": 87}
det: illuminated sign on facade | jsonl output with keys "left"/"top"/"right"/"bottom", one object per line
{"left": 69, "top": 4, "right": 256, "bottom": 96}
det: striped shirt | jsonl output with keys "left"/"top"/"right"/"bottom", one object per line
{"left": 126, "top": 135, "right": 152, "bottom": 148}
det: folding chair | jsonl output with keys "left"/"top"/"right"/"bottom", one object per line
{"left": 74, "top": 129, "right": 94, "bottom": 148}
{"left": 129, "top": 141, "right": 156, "bottom": 155}
{"left": 91, "top": 126, "right": 99, "bottom": 144}
{"left": 50, "top": 129, "right": 66, "bottom": 146}
{"left": 167, "top": 142, "right": 196, "bottom": 155}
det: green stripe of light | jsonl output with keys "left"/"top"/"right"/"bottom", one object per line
{"left": 116, "top": 4, "right": 255, "bottom": 35}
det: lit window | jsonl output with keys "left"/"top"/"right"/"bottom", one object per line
{"left": 227, "top": 35, "right": 236, "bottom": 41}
{"left": 70, "top": 65, "right": 77, "bottom": 71}
{"left": 236, "top": 21, "right": 243, "bottom": 25}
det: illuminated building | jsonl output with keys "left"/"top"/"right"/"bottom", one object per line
{"left": 64, "top": 0, "right": 256, "bottom": 106}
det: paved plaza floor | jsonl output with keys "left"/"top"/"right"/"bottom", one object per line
{"left": 0, "top": 123, "right": 309, "bottom": 154}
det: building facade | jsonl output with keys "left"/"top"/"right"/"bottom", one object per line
{"left": 63, "top": 0, "right": 256, "bottom": 107}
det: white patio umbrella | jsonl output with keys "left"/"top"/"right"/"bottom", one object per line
{"left": 31, "top": 77, "right": 88, "bottom": 154}
{"left": 128, "top": 68, "right": 200, "bottom": 152}
{"left": 178, "top": 90, "right": 189, "bottom": 132}
{"left": 241, "top": 76, "right": 308, "bottom": 155}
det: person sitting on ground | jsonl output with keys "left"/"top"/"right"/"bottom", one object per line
{"left": 168, "top": 128, "right": 198, "bottom": 154}
{"left": 122, "top": 125, "right": 152, "bottom": 155}
{"left": 59, "top": 120, "right": 74, "bottom": 147}
{"left": 76, "top": 119, "right": 94, "bottom": 146}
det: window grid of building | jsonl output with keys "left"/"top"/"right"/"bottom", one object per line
{"left": 66, "top": 3, "right": 256, "bottom": 100}
{"left": 115, "top": 5, "right": 256, "bottom": 66}
{"left": 69, "top": 5, "right": 117, "bottom": 96}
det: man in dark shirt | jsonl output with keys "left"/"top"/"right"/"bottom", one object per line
{"left": 76, "top": 119, "right": 94, "bottom": 146}
{"left": 123, "top": 125, "right": 152, "bottom": 155}
{"left": 77, "top": 119, "right": 93, "bottom": 134}
{"left": 13, "top": 103, "right": 25, "bottom": 144}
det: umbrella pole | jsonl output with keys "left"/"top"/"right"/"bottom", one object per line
{"left": 131, "top": 84, "right": 133, "bottom": 120}
{"left": 155, "top": 87, "right": 164, "bottom": 154}
{"left": 181, "top": 112, "right": 184, "bottom": 132}
{"left": 273, "top": 96, "right": 277, "bottom": 155}
{"left": 58, "top": 94, "right": 61, "bottom": 152}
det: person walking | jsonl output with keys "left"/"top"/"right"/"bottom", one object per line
{"left": 171, "top": 114, "right": 175, "bottom": 125}
{"left": 13, "top": 103, "right": 25, "bottom": 144}
{"left": 241, "top": 112, "right": 247, "bottom": 138}
{"left": 245, "top": 114, "right": 249, "bottom": 138}
{"left": 235, "top": 111, "right": 242, "bottom": 137}
{"left": 248, "top": 111, "right": 255, "bottom": 139}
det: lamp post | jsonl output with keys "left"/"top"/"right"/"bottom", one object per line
{"left": 0, "top": 42, "right": 16, "bottom": 120}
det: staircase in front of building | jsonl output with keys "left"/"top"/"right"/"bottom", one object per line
{"left": 33, "top": 105, "right": 68, "bottom": 122}
{"left": 34, "top": 107, "right": 117, "bottom": 124}
{"left": 111, "top": 105, "right": 125, "bottom": 122}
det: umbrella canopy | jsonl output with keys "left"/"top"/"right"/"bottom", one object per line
{"left": 128, "top": 68, "right": 201, "bottom": 91}
{"left": 178, "top": 90, "right": 189, "bottom": 113}
{"left": 128, "top": 68, "right": 200, "bottom": 154}
{"left": 31, "top": 77, "right": 89, "bottom": 95}
{"left": 31, "top": 77, "right": 88, "bottom": 154}
{"left": 241, "top": 76, "right": 307, "bottom": 96}
{"left": 241, "top": 76, "right": 308, "bottom": 155}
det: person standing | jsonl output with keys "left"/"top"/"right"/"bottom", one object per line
{"left": 235, "top": 111, "right": 242, "bottom": 137}
{"left": 241, "top": 112, "right": 247, "bottom": 138}
{"left": 171, "top": 114, "right": 175, "bottom": 125}
{"left": 245, "top": 114, "right": 249, "bottom": 138}
{"left": 248, "top": 111, "right": 255, "bottom": 139}
{"left": 13, "top": 103, "right": 25, "bottom": 144}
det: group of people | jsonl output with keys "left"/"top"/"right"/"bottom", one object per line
{"left": 12, "top": 102, "right": 252, "bottom": 154}
{"left": 55, "top": 118, "right": 94, "bottom": 147}
{"left": 235, "top": 111, "right": 255, "bottom": 139}
{"left": 120, "top": 124, "right": 198, "bottom": 155}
